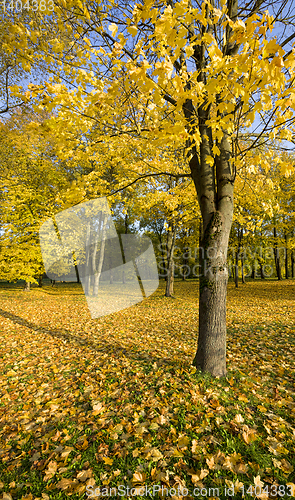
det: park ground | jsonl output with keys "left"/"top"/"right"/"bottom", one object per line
{"left": 0, "top": 279, "right": 294, "bottom": 499}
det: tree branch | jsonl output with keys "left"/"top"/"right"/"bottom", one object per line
{"left": 106, "top": 172, "right": 191, "bottom": 197}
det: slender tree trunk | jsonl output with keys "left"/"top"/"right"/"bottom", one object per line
{"left": 84, "top": 222, "right": 91, "bottom": 295}
{"left": 230, "top": 262, "right": 234, "bottom": 279}
{"left": 165, "top": 223, "right": 176, "bottom": 297}
{"left": 259, "top": 262, "right": 265, "bottom": 279}
{"left": 235, "top": 226, "right": 244, "bottom": 287}
{"left": 285, "top": 233, "right": 288, "bottom": 279}
{"left": 38, "top": 275, "right": 43, "bottom": 287}
{"left": 240, "top": 228, "right": 245, "bottom": 283}
{"left": 93, "top": 214, "right": 108, "bottom": 296}
{"left": 121, "top": 214, "right": 129, "bottom": 284}
{"left": 235, "top": 246, "right": 239, "bottom": 288}
{"left": 75, "top": 263, "right": 80, "bottom": 283}
{"left": 51, "top": 279, "right": 55, "bottom": 287}
{"left": 182, "top": 245, "right": 189, "bottom": 280}
{"left": 166, "top": 259, "right": 175, "bottom": 295}
{"left": 23, "top": 281, "right": 31, "bottom": 291}
{"left": 273, "top": 226, "right": 282, "bottom": 280}
{"left": 159, "top": 235, "right": 167, "bottom": 280}
{"left": 241, "top": 255, "right": 245, "bottom": 283}
{"left": 291, "top": 250, "right": 294, "bottom": 278}
{"left": 235, "top": 225, "right": 240, "bottom": 288}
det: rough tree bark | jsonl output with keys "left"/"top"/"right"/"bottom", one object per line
{"left": 188, "top": 105, "right": 234, "bottom": 376}
{"left": 23, "top": 281, "right": 31, "bottom": 291}
{"left": 183, "top": 48, "right": 235, "bottom": 374}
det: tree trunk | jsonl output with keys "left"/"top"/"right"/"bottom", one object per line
{"left": 182, "top": 247, "right": 189, "bottom": 281}
{"left": 273, "top": 226, "right": 282, "bottom": 280}
{"left": 93, "top": 214, "right": 108, "bottom": 296}
{"left": 51, "top": 279, "right": 55, "bottom": 287}
{"left": 159, "top": 235, "right": 167, "bottom": 280}
{"left": 183, "top": 2, "right": 235, "bottom": 376}
{"left": 285, "top": 233, "right": 288, "bottom": 279}
{"left": 235, "top": 246, "right": 239, "bottom": 288}
{"left": 166, "top": 259, "right": 174, "bottom": 296}
{"left": 121, "top": 214, "right": 129, "bottom": 285}
{"left": 241, "top": 255, "right": 245, "bottom": 283}
{"left": 230, "top": 263, "right": 234, "bottom": 279}
{"left": 235, "top": 225, "right": 244, "bottom": 287}
{"left": 165, "top": 223, "right": 176, "bottom": 297}
{"left": 192, "top": 210, "right": 232, "bottom": 377}
{"left": 38, "top": 275, "right": 43, "bottom": 287}
{"left": 291, "top": 250, "right": 294, "bottom": 279}
{"left": 84, "top": 222, "right": 91, "bottom": 295}
{"left": 23, "top": 281, "right": 31, "bottom": 291}
{"left": 75, "top": 262, "right": 80, "bottom": 283}
{"left": 259, "top": 262, "right": 265, "bottom": 279}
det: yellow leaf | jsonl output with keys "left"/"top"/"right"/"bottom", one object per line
{"left": 232, "top": 19, "right": 246, "bottom": 31}
{"left": 108, "top": 23, "right": 118, "bottom": 37}
{"left": 254, "top": 475, "right": 264, "bottom": 487}
{"left": 103, "top": 457, "right": 113, "bottom": 465}
{"left": 212, "top": 144, "right": 220, "bottom": 156}
{"left": 185, "top": 45, "right": 194, "bottom": 58}
{"left": 127, "top": 26, "right": 138, "bottom": 37}
{"left": 149, "top": 422, "right": 159, "bottom": 431}
{"left": 177, "top": 435, "right": 190, "bottom": 448}
{"left": 113, "top": 423, "right": 123, "bottom": 434}
{"left": 150, "top": 448, "right": 163, "bottom": 461}
{"left": 238, "top": 394, "right": 248, "bottom": 403}
{"left": 280, "top": 459, "right": 294, "bottom": 475}
{"left": 77, "top": 438, "right": 89, "bottom": 451}
{"left": 242, "top": 428, "right": 257, "bottom": 444}
{"left": 234, "top": 414, "right": 244, "bottom": 424}
{"left": 191, "top": 469, "right": 209, "bottom": 484}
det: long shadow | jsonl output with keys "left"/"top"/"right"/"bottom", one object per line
{"left": 0, "top": 308, "right": 187, "bottom": 370}
{"left": 227, "top": 279, "right": 295, "bottom": 301}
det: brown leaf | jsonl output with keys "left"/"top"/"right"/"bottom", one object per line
{"left": 2, "top": 494, "right": 13, "bottom": 500}
{"left": 76, "top": 469, "right": 93, "bottom": 482}
{"left": 55, "top": 478, "right": 76, "bottom": 490}
{"left": 132, "top": 471, "right": 146, "bottom": 484}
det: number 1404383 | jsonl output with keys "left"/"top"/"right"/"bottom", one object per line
{"left": 2, "top": 0, "right": 54, "bottom": 12}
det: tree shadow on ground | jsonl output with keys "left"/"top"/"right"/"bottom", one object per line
{"left": 0, "top": 307, "right": 189, "bottom": 371}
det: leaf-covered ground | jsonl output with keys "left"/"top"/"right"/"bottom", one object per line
{"left": 0, "top": 279, "right": 294, "bottom": 500}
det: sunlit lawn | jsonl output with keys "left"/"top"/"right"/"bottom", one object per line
{"left": 0, "top": 279, "right": 294, "bottom": 499}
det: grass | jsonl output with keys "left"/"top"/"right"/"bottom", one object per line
{"left": 0, "top": 279, "right": 294, "bottom": 499}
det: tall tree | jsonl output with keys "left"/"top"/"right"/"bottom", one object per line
{"left": 5, "top": 0, "right": 295, "bottom": 376}
{"left": 0, "top": 108, "right": 72, "bottom": 286}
